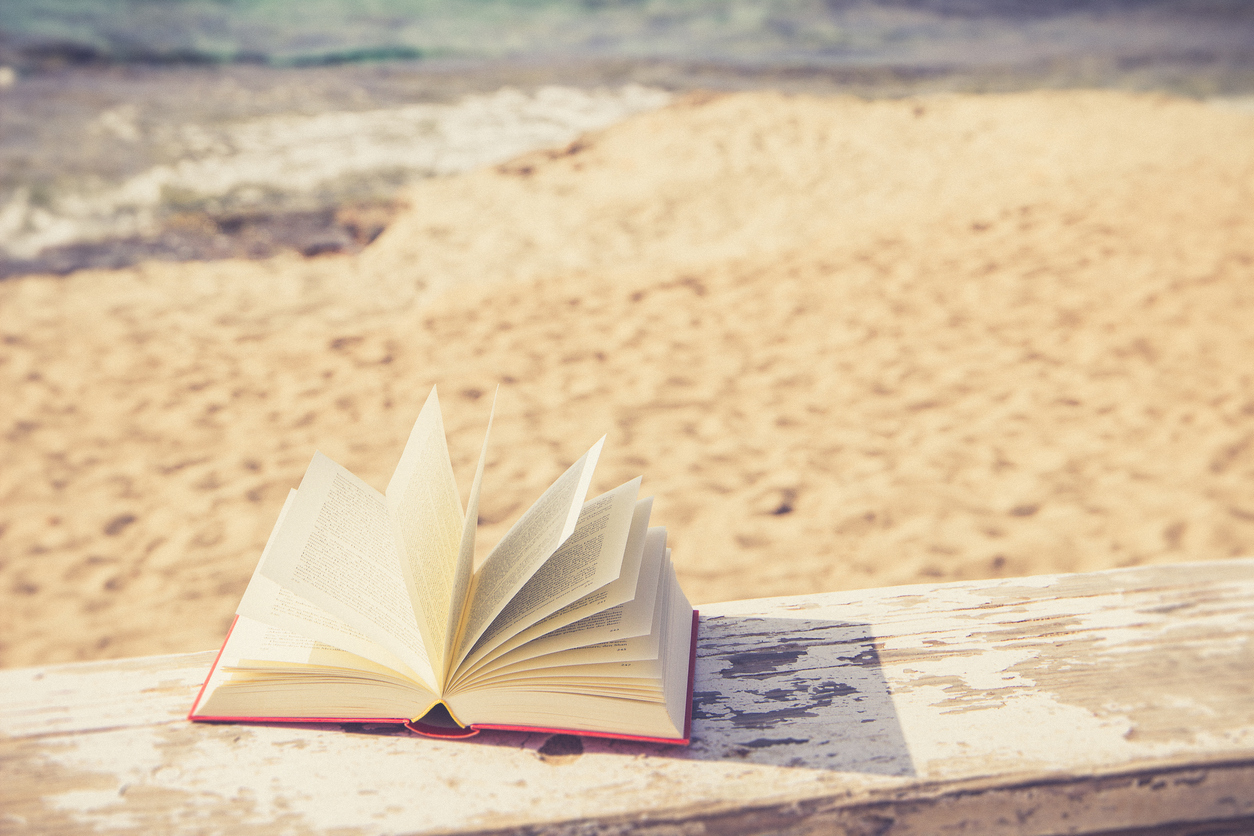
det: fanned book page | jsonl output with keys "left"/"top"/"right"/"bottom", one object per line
{"left": 190, "top": 386, "right": 697, "bottom": 744}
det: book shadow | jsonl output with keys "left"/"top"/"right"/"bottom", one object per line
{"left": 469, "top": 613, "right": 915, "bottom": 776}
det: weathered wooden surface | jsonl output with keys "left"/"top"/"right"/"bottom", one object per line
{"left": 3, "top": 559, "right": 1253, "bottom": 836}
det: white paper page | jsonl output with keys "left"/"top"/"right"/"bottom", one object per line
{"left": 442, "top": 389, "right": 496, "bottom": 679}
{"left": 450, "top": 686, "right": 682, "bottom": 738}
{"left": 385, "top": 386, "right": 464, "bottom": 678}
{"left": 238, "top": 578, "right": 430, "bottom": 683}
{"left": 222, "top": 616, "right": 416, "bottom": 679}
{"left": 455, "top": 499, "right": 654, "bottom": 682}
{"left": 236, "top": 489, "right": 435, "bottom": 686}
{"left": 470, "top": 657, "right": 664, "bottom": 686}
{"left": 194, "top": 616, "right": 440, "bottom": 722}
{"left": 447, "top": 571, "right": 693, "bottom": 739}
{"left": 464, "top": 628, "right": 660, "bottom": 682}
{"left": 466, "top": 526, "right": 667, "bottom": 679}
{"left": 452, "top": 436, "right": 604, "bottom": 666}
{"left": 260, "top": 452, "right": 431, "bottom": 679}
{"left": 239, "top": 574, "right": 437, "bottom": 686}
{"left": 457, "top": 546, "right": 670, "bottom": 688}
{"left": 659, "top": 568, "right": 696, "bottom": 736}
{"left": 494, "top": 554, "right": 671, "bottom": 685}
{"left": 192, "top": 616, "right": 439, "bottom": 712}
{"left": 457, "top": 477, "right": 639, "bottom": 674}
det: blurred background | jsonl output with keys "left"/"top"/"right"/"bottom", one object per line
{"left": 3, "top": 0, "right": 1253, "bottom": 278}
{"left": 2, "top": 1, "right": 1253, "bottom": 669}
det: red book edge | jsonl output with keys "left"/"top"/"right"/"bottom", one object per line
{"left": 189, "top": 610, "right": 700, "bottom": 745}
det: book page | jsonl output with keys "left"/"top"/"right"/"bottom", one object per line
{"left": 461, "top": 525, "right": 666, "bottom": 681}
{"left": 238, "top": 572, "right": 434, "bottom": 687}
{"left": 446, "top": 568, "right": 695, "bottom": 741}
{"left": 193, "top": 616, "right": 440, "bottom": 722}
{"left": 492, "top": 631, "right": 660, "bottom": 671}
{"left": 223, "top": 615, "right": 422, "bottom": 680}
{"left": 260, "top": 451, "right": 432, "bottom": 679}
{"left": 455, "top": 542, "right": 670, "bottom": 689}
{"left": 531, "top": 539, "right": 668, "bottom": 652}
{"left": 236, "top": 489, "right": 435, "bottom": 686}
{"left": 385, "top": 386, "right": 465, "bottom": 680}
{"left": 453, "top": 505, "right": 655, "bottom": 681}
{"left": 455, "top": 477, "right": 640, "bottom": 677}
{"left": 466, "top": 579, "right": 672, "bottom": 681}
{"left": 451, "top": 437, "right": 604, "bottom": 667}
{"left": 462, "top": 598, "right": 666, "bottom": 683}
{"left": 448, "top": 686, "right": 683, "bottom": 739}
{"left": 441, "top": 390, "right": 495, "bottom": 680}
{"left": 468, "top": 661, "right": 662, "bottom": 691}
{"left": 659, "top": 570, "right": 696, "bottom": 737}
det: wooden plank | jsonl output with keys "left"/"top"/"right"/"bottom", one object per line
{"left": 0, "top": 652, "right": 216, "bottom": 739}
{"left": 2, "top": 559, "right": 1252, "bottom": 835}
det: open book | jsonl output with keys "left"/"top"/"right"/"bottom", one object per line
{"left": 190, "top": 387, "right": 697, "bottom": 743}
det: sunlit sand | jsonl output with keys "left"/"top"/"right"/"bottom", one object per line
{"left": 2, "top": 89, "right": 1252, "bottom": 667}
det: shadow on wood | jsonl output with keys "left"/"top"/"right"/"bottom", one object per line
{"left": 248, "top": 614, "right": 915, "bottom": 775}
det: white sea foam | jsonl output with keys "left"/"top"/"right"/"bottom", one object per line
{"left": 0, "top": 84, "right": 670, "bottom": 260}
{"left": 1207, "top": 95, "right": 1254, "bottom": 113}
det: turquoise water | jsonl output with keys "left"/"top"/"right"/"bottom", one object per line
{"left": 16, "top": 0, "right": 882, "bottom": 66}
{"left": 2, "top": 1, "right": 1252, "bottom": 277}
{"left": 0, "top": 0, "right": 1072, "bottom": 65}
{"left": 5, "top": 0, "right": 1251, "bottom": 73}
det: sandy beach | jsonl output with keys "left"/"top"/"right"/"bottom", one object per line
{"left": 2, "top": 89, "right": 1253, "bottom": 668}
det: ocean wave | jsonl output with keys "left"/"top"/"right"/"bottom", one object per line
{"left": 0, "top": 84, "right": 670, "bottom": 261}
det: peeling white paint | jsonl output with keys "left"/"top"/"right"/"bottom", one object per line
{"left": 4, "top": 559, "right": 1253, "bottom": 835}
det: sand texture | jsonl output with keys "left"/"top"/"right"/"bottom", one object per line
{"left": 2, "top": 90, "right": 1253, "bottom": 668}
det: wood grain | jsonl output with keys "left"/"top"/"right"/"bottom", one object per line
{"left": 3, "top": 559, "right": 1252, "bottom": 835}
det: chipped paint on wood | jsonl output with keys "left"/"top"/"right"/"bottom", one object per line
{"left": 2, "top": 559, "right": 1253, "bottom": 835}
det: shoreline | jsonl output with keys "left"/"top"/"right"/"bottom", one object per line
{"left": 4, "top": 48, "right": 1254, "bottom": 280}
{"left": 0, "top": 70, "right": 672, "bottom": 277}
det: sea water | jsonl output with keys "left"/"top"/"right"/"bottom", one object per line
{"left": 1, "top": 0, "right": 1252, "bottom": 276}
